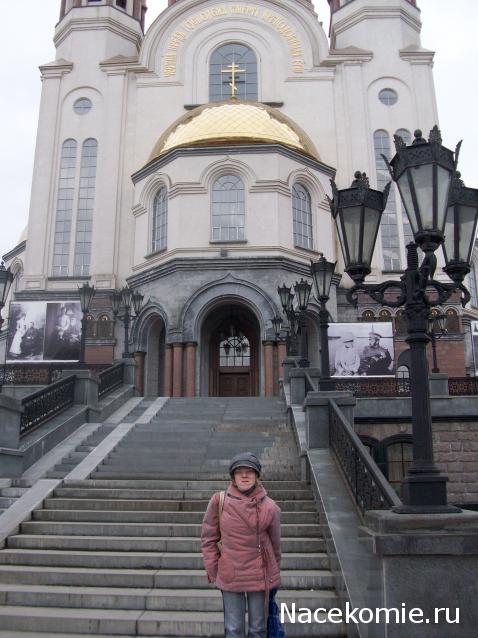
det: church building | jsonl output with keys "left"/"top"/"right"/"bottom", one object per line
{"left": 3, "top": 0, "right": 473, "bottom": 396}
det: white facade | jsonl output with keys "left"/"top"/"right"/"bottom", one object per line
{"left": 4, "top": 0, "right": 452, "bottom": 393}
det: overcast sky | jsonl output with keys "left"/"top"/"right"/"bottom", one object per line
{"left": 0, "top": 0, "right": 476, "bottom": 260}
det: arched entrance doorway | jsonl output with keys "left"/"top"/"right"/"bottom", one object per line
{"left": 142, "top": 315, "right": 166, "bottom": 396}
{"left": 201, "top": 303, "right": 260, "bottom": 397}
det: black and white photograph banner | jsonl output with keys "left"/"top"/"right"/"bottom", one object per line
{"left": 6, "top": 301, "right": 81, "bottom": 363}
{"left": 471, "top": 321, "right": 478, "bottom": 375}
{"left": 328, "top": 322, "right": 395, "bottom": 377}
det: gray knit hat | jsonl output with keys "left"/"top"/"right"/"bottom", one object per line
{"left": 229, "top": 452, "right": 262, "bottom": 477}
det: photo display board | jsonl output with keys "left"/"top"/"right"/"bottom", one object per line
{"left": 7, "top": 301, "right": 82, "bottom": 363}
{"left": 471, "top": 321, "right": 478, "bottom": 375}
{"left": 328, "top": 322, "right": 395, "bottom": 377}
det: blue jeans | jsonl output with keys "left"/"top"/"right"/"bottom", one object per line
{"left": 221, "top": 590, "right": 266, "bottom": 638}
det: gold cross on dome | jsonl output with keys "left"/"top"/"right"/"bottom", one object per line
{"left": 221, "top": 62, "right": 246, "bottom": 98}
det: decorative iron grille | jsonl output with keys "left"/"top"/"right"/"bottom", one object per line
{"left": 332, "top": 377, "right": 411, "bottom": 397}
{"left": 448, "top": 377, "right": 478, "bottom": 396}
{"left": 20, "top": 375, "right": 76, "bottom": 438}
{"left": 329, "top": 399, "right": 402, "bottom": 516}
{"left": 0, "top": 363, "right": 108, "bottom": 386}
{"left": 98, "top": 362, "right": 124, "bottom": 398}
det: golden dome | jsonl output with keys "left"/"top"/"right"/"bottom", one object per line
{"left": 148, "top": 101, "right": 320, "bottom": 163}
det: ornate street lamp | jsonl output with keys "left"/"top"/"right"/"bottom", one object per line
{"left": 112, "top": 285, "right": 145, "bottom": 358}
{"left": 311, "top": 254, "right": 336, "bottom": 390}
{"left": 277, "top": 284, "right": 299, "bottom": 357}
{"left": 0, "top": 262, "right": 15, "bottom": 331}
{"left": 271, "top": 315, "right": 283, "bottom": 340}
{"left": 329, "top": 126, "right": 477, "bottom": 513}
{"left": 295, "top": 278, "right": 312, "bottom": 368}
{"left": 427, "top": 312, "right": 447, "bottom": 374}
{"left": 78, "top": 282, "right": 96, "bottom": 364}
{"left": 443, "top": 172, "right": 478, "bottom": 282}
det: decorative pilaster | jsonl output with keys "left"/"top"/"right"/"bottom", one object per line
{"left": 184, "top": 342, "right": 197, "bottom": 397}
{"left": 172, "top": 343, "right": 183, "bottom": 397}
{"left": 164, "top": 345, "right": 173, "bottom": 397}
{"left": 263, "top": 341, "right": 275, "bottom": 397}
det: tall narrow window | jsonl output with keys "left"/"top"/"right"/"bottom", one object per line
{"left": 292, "top": 183, "right": 313, "bottom": 250}
{"left": 395, "top": 128, "right": 414, "bottom": 246}
{"left": 74, "top": 139, "right": 97, "bottom": 276}
{"left": 212, "top": 175, "right": 245, "bottom": 241}
{"left": 469, "top": 263, "right": 478, "bottom": 307}
{"left": 52, "top": 139, "right": 77, "bottom": 277}
{"left": 374, "top": 130, "right": 401, "bottom": 270}
{"left": 152, "top": 186, "right": 168, "bottom": 252}
{"left": 210, "top": 43, "right": 258, "bottom": 102}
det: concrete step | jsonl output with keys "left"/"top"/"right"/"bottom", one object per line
{"left": 0, "top": 550, "right": 328, "bottom": 570}
{"left": 0, "top": 566, "right": 335, "bottom": 589}
{"left": 62, "top": 479, "right": 308, "bottom": 490}
{"left": 32, "top": 509, "right": 318, "bottom": 524}
{"left": 0, "top": 606, "right": 346, "bottom": 636}
{"left": 43, "top": 498, "right": 317, "bottom": 512}
{"left": 52, "top": 487, "right": 313, "bottom": 500}
{"left": 0, "top": 584, "right": 339, "bottom": 612}
{"left": 7, "top": 535, "right": 325, "bottom": 553}
{"left": 20, "top": 521, "right": 323, "bottom": 538}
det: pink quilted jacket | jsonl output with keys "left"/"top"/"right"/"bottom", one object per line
{"left": 201, "top": 482, "right": 281, "bottom": 592}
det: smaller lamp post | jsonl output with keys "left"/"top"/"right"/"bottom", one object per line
{"left": 78, "top": 282, "right": 96, "bottom": 365}
{"left": 427, "top": 312, "right": 447, "bottom": 374}
{"left": 277, "top": 284, "right": 299, "bottom": 357}
{"left": 112, "top": 286, "right": 144, "bottom": 358}
{"left": 310, "top": 254, "right": 336, "bottom": 390}
{"left": 0, "top": 262, "right": 14, "bottom": 331}
{"left": 271, "top": 315, "right": 283, "bottom": 340}
{"left": 295, "top": 278, "right": 312, "bottom": 368}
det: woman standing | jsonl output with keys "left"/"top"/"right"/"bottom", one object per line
{"left": 201, "top": 452, "right": 282, "bottom": 638}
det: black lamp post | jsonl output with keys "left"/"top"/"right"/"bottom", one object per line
{"left": 78, "top": 282, "right": 96, "bottom": 365}
{"left": 112, "top": 286, "right": 144, "bottom": 358}
{"left": 329, "top": 126, "right": 478, "bottom": 513}
{"left": 311, "top": 254, "right": 336, "bottom": 390}
{"left": 428, "top": 312, "right": 447, "bottom": 374}
{"left": 271, "top": 315, "right": 283, "bottom": 340}
{"left": 0, "top": 262, "right": 14, "bottom": 331}
{"left": 295, "top": 278, "right": 312, "bottom": 368}
{"left": 277, "top": 284, "right": 299, "bottom": 357}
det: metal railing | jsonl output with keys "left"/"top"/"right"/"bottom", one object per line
{"left": 20, "top": 375, "right": 76, "bottom": 438}
{"left": 98, "top": 362, "right": 124, "bottom": 398}
{"left": 332, "top": 377, "right": 411, "bottom": 397}
{"left": 329, "top": 398, "right": 402, "bottom": 515}
{"left": 0, "top": 363, "right": 108, "bottom": 386}
{"left": 448, "top": 377, "right": 478, "bottom": 396}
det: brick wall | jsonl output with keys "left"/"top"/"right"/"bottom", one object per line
{"left": 394, "top": 338, "right": 466, "bottom": 377}
{"left": 85, "top": 345, "right": 114, "bottom": 365}
{"left": 356, "top": 421, "right": 478, "bottom": 505}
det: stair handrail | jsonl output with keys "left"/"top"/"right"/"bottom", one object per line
{"left": 98, "top": 361, "right": 125, "bottom": 398}
{"left": 329, "top": 398, "right": 402, "bottom": 515}
{"left": 20, "top": 374, "right": 76, "bottom": 438}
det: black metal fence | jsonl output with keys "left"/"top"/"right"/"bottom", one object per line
{"left": 0, "top": 363, "right": 108, "bottom": 386}
{"left": 98, "top": 362, "right": 124, "bottom": 398}
{"left": 20, "top": 375, "right": 76, "bottom": 438}
{"left": 448, "top": 377, "right": 478, "bottom": 396}
{"left": 329, "top": 398, "right": 402, "bottom": 516}
{"left": 332, "top": 377, "right": 411, "bottom": 397}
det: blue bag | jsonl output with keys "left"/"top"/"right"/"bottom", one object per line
{"left": 267, "top": 588, "right": 286, "bottom": 638}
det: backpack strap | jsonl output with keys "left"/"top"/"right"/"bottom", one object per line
{"left": 218, "top": 490, "right": 225, "bottom": 520}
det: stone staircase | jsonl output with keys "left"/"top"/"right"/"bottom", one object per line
{"left": 0, "top": 480, "right": 33, "bottom": 515}
{"left": 0, "top": 397, "right": 347, "bottom": 637}
{"left": 45, "top": 400, "right": 157, "bottom": 479}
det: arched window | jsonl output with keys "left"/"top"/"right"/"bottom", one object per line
{"left": 373, "top": 130, "right": 401, "bottom": 270}
{"left": 361, "top": 310, "right": 375, "bottom": 322}
{"left": 152, "top": 187, "right": 168, "bottom": 252}
{"left": 383, "top": 437, "right": 413, "bottom": 496}
{"left": 74, "top": 138, "right": 97, "bottom": 276}
{"left": 446, "top": 308, "right": 460, "bottom": 333}
{"left": 378, "top": 309, "right": 392, "bottom": 322}
{"left": 292, "top": 183, "right": 313, "bottom": 250}
{"left": 52, "top": 139, "right": 77, "bottom": 277}
{"left": 395, "top": 310, "right": 407, "bottom": 336}
{"left": 210, "top": 43, "right": 258, "bottom": 102}
{"left": 469, "top": 263, "right": 478, "bottom": 307}
{"left": 212, "top": 175, "right": 245, "bottom": 241}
